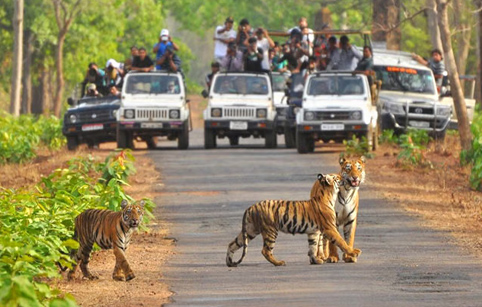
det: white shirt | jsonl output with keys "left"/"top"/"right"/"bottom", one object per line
{"left": 257, "top": 38, "right": 270, "bottom": 71}
{"left": 214, "top": 25, "right": 237, "bottom": 58}
{"left": 288, "top": 27, "right": 315, "bottom": 44}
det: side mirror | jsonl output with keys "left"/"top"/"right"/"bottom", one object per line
{"left": 201, "top": 89, "right": 209, "bottom": 99}
{"left": 67, "top": 97, "right": 75, "bottom": 106}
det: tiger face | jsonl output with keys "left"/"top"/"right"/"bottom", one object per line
{"left": 317, "top": 173, "right": 342, "bottom": 195}
{"left": 339, "top": 156, "right": 366, "bottom": 188}
{"left": 120, "top": 199, "right": 145, "bottom": 229}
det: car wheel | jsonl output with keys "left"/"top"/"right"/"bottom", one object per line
{"left": 204, "top": 128, "right": 216, "bottom": 149}
{"left": 229, "top": 136, "right": 239, "bottom": 146}
{"left": 265, "top": 129, "right": 277, "bottom": 148}
{"left": 296, "top": 129, "right": 310, "bottom": 154}
{"left": 178, "top": 125, "right": 189, "bottom": 150}
{"left": 146, "top": 137, "right": 157, "bottom": 149}
{"left": 67, "top": 136, "right": 78, "bottom": 151}
{"left": 284, "top": 126, "right": 296, "bottom": 148}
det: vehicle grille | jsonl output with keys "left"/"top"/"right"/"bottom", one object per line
{"left": 78, "top": 109, "right": 112, "bottom": 123}
{"left": 403, "top": 106, "right": 434, "bottom": 115}
{"left": 315, "top": 111, "right": 351, "bottom": 120}
{"left": 136, "top": 109, "right": 169, "bottom": 120}
{"left": 276, "top": 107, "right": 287, "bottom": 116}
{"left": 223, "top": 107, "right": 256, "bottom": 118}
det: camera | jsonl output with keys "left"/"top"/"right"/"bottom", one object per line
{"left": 88, "top": 68, "right": 97, "bottom": 76}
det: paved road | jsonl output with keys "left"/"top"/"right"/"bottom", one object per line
{"left": 149, "top": 129, "right": 482, "bottom": 307}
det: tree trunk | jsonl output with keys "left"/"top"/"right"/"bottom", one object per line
{"left": 10, "top": 0, "right": 24, "bottom": 116}
{"left": 426, "top": 0, "right": 443, "bottom": 51}
{"left": 476, "top": 0, "right": 482, "bottom": 103}
{"left": 53, "top": 33, "right": 66, "bottom": 117}
{"left": 21, "top": 30, "right": 34, "bottom": 114}
{"left": 372, "top": 0, "right": 401, "bottom": 50}
{"left": 453, "top": 0, "right": 472, "bottom": 77}
{"left": 436, "top": 0, "right": 472, "bottom": 150}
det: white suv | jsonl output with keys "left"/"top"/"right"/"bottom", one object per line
{"left": 203, "top": 72, "right": 277, "bottom": 148}
{"left": 117, "top": 71, "right": 190, "bottom": 149}
{"left": 296, "top": 72, "right": 378, "bottom": 154}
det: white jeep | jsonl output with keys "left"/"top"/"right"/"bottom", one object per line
{"left": 117, "top": 71, "right": 190, "bottom": 149}
{"left": 202, "top": 72, "right": 277, "bottom": 148}
{"left": 296, "top": 71, "right": 378, "bottom": 154}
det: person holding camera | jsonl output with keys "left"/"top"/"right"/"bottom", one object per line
{"left": 85, "top": 83, "right": 103, "bottom": 98}
{"left": 214, "top": 17, "right": 237, "bottom": 62}
{"left": 243, "top": 37, "right": 264, "bottom": 73}
{"left": 131, "top": 47, "right": 154, "bottom": 72}
{"left": 81, "top": 62, "right": 107, "bottom": 97}
{"left": 153, "top": 29, "right": 179, "bottom": 70}
{"left": 105, "top": 59, "right": 124, "bottom": 89}
{"left": 220, "top": 42, "right": 243, "bottom": 72}
{"left": 236, "top": 18, "right": 252, "bottom": 53}
{"left": 156, "top": 45, "right": 182, "bottom": 73}
{"left": 254, "top": 27, "right": 275, "bottom": 71}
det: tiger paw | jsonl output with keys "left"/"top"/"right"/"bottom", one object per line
{"left": 326, "top": 256, "right": 339, "bottom": 263}
{"left": 273, "top": 260, "right": 286, "bottom": 266}
{"left": 309, "top": 256, "right": 325, "bottom": 265}
{"left": 125, "top": 272, "right": 136, "bottom": 281}
{"left": 343, "top": 255, "right": 358, "bottom": 263}
{"left": 84, "top": 273, "right": 99, "bottom": 280}
{"left": 112, "top": 274, "right": 125, "bottom": 281}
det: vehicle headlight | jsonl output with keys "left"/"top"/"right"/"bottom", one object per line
{"left": 304, "top": 111, "right": 315, "bottom": 121}
{"left": 293, "top": 107, "right": 301, "bottom": 114}
{"left": 169, "top": 109, "right": 180, "bottom": 119}
{"left": 350, "top": 111, "right": 362, "bottom": 120}
{"left": 124, "top": 109, "right": 135, "bottom": 119}
{"left": 256, "top": 108, "right": 267, "bottom": 118}
{"left": 437, "top": 106, "right": 451, "bottom": 116}
{"left": 383, "top": 102, "right": 404, "bottom": 114}
{"left": 211, "top": 108, "right": 222, "bottom": 118}
{"left": 69, "top": 114, "right": 77, "bottom": 124}
{"left": 112, "top": 109, "right": 118, "bottom": 118}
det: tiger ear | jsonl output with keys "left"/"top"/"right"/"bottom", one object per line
{"left": 317, "top": 173, "right": 324, "bottom": 183}
{"left": 120, "top": 199, "right": 128, "bottom": 209}
{"left": 360, "top": 156, "right": 366, "bottom": 163}
{"left": 339, "top": 156, "right": 346, "bottom": 166}
{"left": 139, "top": 200, "right": 146, "bottom": 208}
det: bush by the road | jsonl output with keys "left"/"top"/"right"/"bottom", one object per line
{"left": 461, "top": 108, "right": 482, "bottom": 191}
{"left": 0, "top": 150, "right": 155, "bottom": 306}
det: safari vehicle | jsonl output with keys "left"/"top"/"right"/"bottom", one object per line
{"left": 439, "top": 75, "right": 476, "bottom": 129}
{"left": 272, "top": 72, "right": 291, "bottom": 135}
{"left": 62, "top": 95, "right": 120, "bottom": 151}
{"left": 117, "top": 71, "right": 190, "bottom": 149}
{"left": 296, "top": 71, "right": 378, "bottom": 154}
{"left": 373, "top": 49, "right": 452, "bottom": 138}
{"left": 202, "top": 72, "right": 277, "bottom": 149}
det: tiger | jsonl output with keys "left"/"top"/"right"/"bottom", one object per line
{"left": 226, "top": 173, "right": 361, "bottom": 267}
{"left": 67, "top": 199, "right": 145, "bottom": 281}
{"left": 310, "top": 156, "right": 366, "bottom": 263}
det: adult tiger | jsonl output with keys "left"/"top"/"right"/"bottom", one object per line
{"left": 310, "top": 156, "right": 365, "bottom": 263}
{"left": 226, "top": 173, "right": 361, "bottom": 267}
{"left": 67, "top": 199, "right": 145, "bottom": 281}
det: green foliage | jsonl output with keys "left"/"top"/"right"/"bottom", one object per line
{"left": 397, "top": 129, "right": 431, "bottom": 167}
{"left": 461, "top": 107, "right": 482, "bottom": 190}
{"left": 0, "top": 113, "right": 65, "bottom": 164}
{"left": 343, "top": 135, "right": 374, "bottom": 159}
{"left": 379, "top": 129, "right": 398, "bottom": 145}
{"left": 0, "top": 149, "right": 155, "bottom": 306}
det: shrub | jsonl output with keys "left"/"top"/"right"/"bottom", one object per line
{"left": 397, "top": 129, "right": 431, "bottom": 167}
{"left": 461, "top": 107, "right": 482, "bottom": 190}
{"left": 343, "top": 135, "right": 374, "bottom": 158}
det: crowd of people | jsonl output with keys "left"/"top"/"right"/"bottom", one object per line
{"left": 81, "top": 28, "right": 183, "bottom": 98}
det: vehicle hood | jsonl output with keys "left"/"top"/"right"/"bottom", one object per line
{"left": 273, "top": 91, "right": 286, "bottom": 106}
{"left": 209, "top": 95, "right": 274, "bottom": 108}
{"left": 303, "top": 96, "right": 369, "bottom": 109}
{"left": 67, "top": 100, "right": 119, "bottom": 112}
{"left": 122, "top": 95, "right": 185, "bottom": 108}
{"left": 379, "top": 91, "right": 438, "bottom": 104}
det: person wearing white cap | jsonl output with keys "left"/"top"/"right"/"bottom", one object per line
{"left": 153, "top": 28, "right": 179, "bottom": 70}
{"left": 105, "top": 59, "right": 124, "bottom": 88}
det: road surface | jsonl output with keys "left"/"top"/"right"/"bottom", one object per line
{"left": 149, "top": 129, "right": 482, "bottom": 307}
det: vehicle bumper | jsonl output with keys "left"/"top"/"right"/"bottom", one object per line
{"left": 381, "top": 112, "right": 450, "bottom": 133}
{"left": 204, "top": 119, "right": 275, "bottom": 136}
{"left": 118, "top": 120, "right": 187, "bottom": 135}
{"left": 62, "top": 122, "right": 117, "bottom": 141}
{"left": 297, "top": 123, "right": 369, "bottom": 139}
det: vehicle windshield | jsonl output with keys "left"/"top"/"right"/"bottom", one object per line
{"left": 272, "top": 74, "right": 290, "bottom": 92}
{"left": 213, "top": 75, "right": 269, "bottom": 95}
{"left": 125, "top": 75, "right": 181, "bottom": 94}
{"left": 374, "top": 66, "right": 436, "bottom": 94}
{"left": 307, "top": 75, "right": 365, "bottom": 96}
{"left": 78, "top": 96, "right": 118, "bottom": 105}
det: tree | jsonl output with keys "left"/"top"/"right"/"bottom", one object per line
{"left": 436, "top": 0, "right": 472, "bottom": 150}
{"left": 425, "top": 0, "right": 443, "bottom": 51}
{"left": 9, "top": 0, "right": 23, "bottom": 116}
{"left": 372, "top": 0, "right": 401, "bottom": 50}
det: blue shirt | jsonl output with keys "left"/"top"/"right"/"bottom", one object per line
{"left": 153, "top": 41, "right": 174, "bottom": 69}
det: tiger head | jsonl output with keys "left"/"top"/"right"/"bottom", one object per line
{"left": 339, "top": 156, "right": 366, "bottom": 188}
{"left": 120, "top": 199, "right": 145, "bottom": 229}
{"left": 316, "top": 173, "right": 342, "bottom": 197}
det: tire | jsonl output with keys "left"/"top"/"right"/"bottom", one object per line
{"left": 265, "top": 129, "right": 277, "bottom": 148}
{"left": 117, "top": 129, "right": 134, "bottom": 149}
{"left": 146, "top": 137, "right": 157, "bottom": 149}
{"left": 204, "top": 128, "right": 216, "bottom": 149}
{"left": 178, "top": 126, "right": 189, "bottom": 150}
{"left": 284, "top": 126, "right": 296, "bottom": 148}
{"left": 296, "top": 130, "right": 310, "bottom": 154}
{"left": 229, "top": 136, "right": 239, "bottom": 146}
{"left": 67, "top": 136, "right": 78, "bottom": 151}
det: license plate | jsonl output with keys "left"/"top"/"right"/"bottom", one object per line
{"left": 230, "top": 121, "right": 248, "bottom": 130}
{"left": 81, "top": 124, "right": 103, "bottom": 131}
{"left": 409, "top": 121, "right": 430, "bottom": 128}
{"left": 141, "top": 123, "right": 163, "bottom": 129}
{"left": 321, "top": 124, "right": 344, "bottom": 131}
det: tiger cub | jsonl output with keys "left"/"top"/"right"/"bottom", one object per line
{"left": 68, "top": 199, "right": 145, "bottom": 281}
{"left": 310, "top": 156, "right": 365, "bottom": 263}
{"left": 226, "top": 173, "right": 361, "bottom": 267}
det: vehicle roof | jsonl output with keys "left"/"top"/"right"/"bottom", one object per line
{"left": 215, "top": 71, "right": 271, "bottom": 77}
{"left": 268, "top": 29, "right": 370, "bottom": 36}
{"left": 309, "top": 71, "right": 370, "bottom": 79}
{"left": 372, "top": 49, "right": 431, "bottom": 71}
{"left": 125, "top": 71, "right": 183, "bottom": 77}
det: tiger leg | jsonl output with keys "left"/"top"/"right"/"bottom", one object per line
{"left": 226, "top": 231, "right": 255, "bottom": 267}
{"left": 76, "top": 240, "right": 98, "bottom": 280}
{"left": 113, "top": 246, "right": 134, "bottom": 281}
{"left": 323, "top": 227, "right": 361, "bottom": 260}
{"left": 307, "top": 232, "right": 325, "bottom": 264}
{"left": 325, "top": 238, "right": 340, "bottom": 263}
{"left": 261, "top": 228, "right": 285, "bottom": 266}
{"left": 342, "top": 219, "right": 358, "bottom": 263}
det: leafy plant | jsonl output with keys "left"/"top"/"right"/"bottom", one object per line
{"left": 379, "top": 129, "right": 398, "bottom": 145}
{"left": 343, "top": 135, "right": 374, "bottom": 158}
{"left": 397, "top": 130, "right": 431, "bottom": 167}
{"left": 461, "top": 107, "right": 482, "bottom": 190}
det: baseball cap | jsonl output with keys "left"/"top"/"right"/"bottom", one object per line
{"left": 160, "top": 29, "right": 169, "bottom": 37}
{"left": 87, "top": 84, "right": 96, "bottom": 91}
